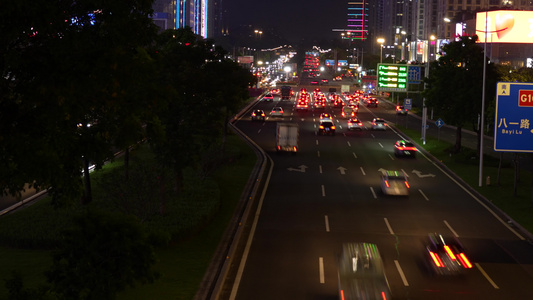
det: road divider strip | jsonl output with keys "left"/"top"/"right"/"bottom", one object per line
{"left": 443, "top": 220, "right": 460, "bottom": 238}
{"left": 319, "top": 257, "right": 325, "bottom": 284}
{"left": 394, "top": 260, "right": 409, "bottom": 286}
{"left": 384, "top": 218, "right": 395, "bottom": 235}
{"left": 418, "top": 189, "right": 429, "bottom": 201}
{"left": 475, "top": 263, "right": 499, "bottom": 289}
{"left": 370, "top": 187, "right": 377, "bottom": 199}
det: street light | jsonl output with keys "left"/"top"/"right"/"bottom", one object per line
{"left": 283, "top": 66, "right": 291, "bottom": 82}
{"left": 400, "top": 31, "right": 407, "bottom": 61}
{"left": 377, "top": 38, "right": 385, "bottom": 63}
{"left": 421, "top": 35, "right": 435, "bottom": 145}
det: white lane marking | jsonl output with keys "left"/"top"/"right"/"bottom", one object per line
{"left": 419, "top": 189, "right": 429, "bottom": 201}
{"left": 378, "top": 142, "right": 384, "bottom": 148}
{"left": 443, "top": 220, "right": 460, "bottom": 237}
{"left": 324, "top": 215, "right": 330, "bottom": 232}
{"left": 353, "top": 152, "right": 358, "bottom": 159}
{"left": 229, "top": 155, "right": 275, "bottom": 300}
{"left": 360, "top": 167, "right": 366, "bottom": 176}
{"left": 401, "top": 169, "right": 409, "bottom": 177}
{"left": 389, "top": 154, "right": 395, "bottom": 160}
{"left": 384, "top": 218, "right": 395, "bottom": 234}
{"left": 317, "top": 151, "right": 320, "bottom": 158}
{"left": 371, "top": 134, "right": 375, "bottom": 138}
{"left": 322, "top": 185, "right": 326, "bottom": 197}
{"left": 319, "top": 257, "right": 325, "bottom": 284}
{"left": 347, "top": 141, "right": 351, "bottom": 147}
{"left": 316, "top": 140, "right": 319, "bottom": 145}
{"left": 319, "top": 165, "right": 323, "bottom": 174}
{"left": 422, "top": 150, "right": 525, "bottom": 240}
{"left": 258, "top": 129, "right": 262, "bottom": 134}
{"left": 370, "top": 187, "right": 377, "bottom": 199}
{"left": 476, "top": 263, "right": 499, "bottom": 289}
{"left": 394, "top": 260, "right": 410, "bottom": 286}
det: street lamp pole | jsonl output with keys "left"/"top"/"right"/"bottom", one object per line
{"left": 479, "top": 11, "right": 488, "bottom": 187}
{"left": 377, "top": 38, "right": 385, "bottom": 63}
{"left": 421, "top": 36, "right": 434, "bottom": 145}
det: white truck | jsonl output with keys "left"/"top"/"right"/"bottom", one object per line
{"left": 276, "top": 123, "right": 299, "bottom": 153}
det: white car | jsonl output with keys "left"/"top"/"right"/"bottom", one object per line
{"left": 380, "top": 170, "right": 409, "bottom": 196}
{"left": 347, "top": 117, "right": 364, "bottom": 130}
{"left": 270, "top": 106, "right": 284, "bottom": 117}
{"left": 371, "top": 118, "right": 386, "bottom": 130}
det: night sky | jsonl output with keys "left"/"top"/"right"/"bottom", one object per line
{"left": 225, "top": 0, "right": 347, "bottom": 43}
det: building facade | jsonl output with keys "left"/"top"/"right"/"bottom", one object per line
{"left": 151, "top": 0, "right": 224, "bottom": 39}
{"left": 364, "top": 0, "right": 533, "bottom": 66}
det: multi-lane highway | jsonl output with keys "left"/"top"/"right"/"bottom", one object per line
{"left": 228, "top": 88, "right": 533, "bottom": 299}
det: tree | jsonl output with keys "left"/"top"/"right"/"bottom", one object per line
{"left": 46, "top": 210, "right": 158, "bottom": 300}
{"left": 148, "top": 28, "right": 253, "bottom": 180}
{"left": 424, "top": 35, "right": 499, "bottom": 153}
{"left": 0, "top": 0, "right": 158, "bottom": 205}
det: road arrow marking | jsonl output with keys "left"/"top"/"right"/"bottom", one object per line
{"left": 287, "top": 165, "right": 308, "bottom": 173}
{"left": 412, "top": 170, "right": 436, "bottom": 178}
{"left": 337, "top": 166, "right": 347, "bottom": 175}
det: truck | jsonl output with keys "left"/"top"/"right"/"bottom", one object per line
{"left": 280, "top": 85, "right": 292, "bottom": 100}
{"left": 276, "top": 123, "right": 299, "bottom": 153}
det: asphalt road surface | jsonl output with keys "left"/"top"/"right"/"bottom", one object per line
{"left": 229, "top": 90, "right": 533, "bottom": 299}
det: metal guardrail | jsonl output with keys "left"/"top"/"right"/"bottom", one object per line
{"left": 194, "top": 95, "right": 272, "bottom": 300}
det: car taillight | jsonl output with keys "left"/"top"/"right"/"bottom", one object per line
{"left": 404, "top": 181, "right": 410, "bottom": 188}
{"left": 358, "top": 122, "right": 362, "bottom": 126}
{"left": 458, "top": 253, "right": 473, "bottom": 268}
{"left": 319, "top": 125, "right": 324, "bottom": 129}
{"left": 430, "top": 251, "right": 444, "bottom": 267}
{"left": 331, "top": 126, "right": 336, "bottom": 130}
{"left": 444, "top": 245, "right": 456, "bottom": 260}
{"left": 261, "top": 113, "right": 265, "bottom": 117}
{"left": 384, "top": 180, "right": 389, "bottom": 188}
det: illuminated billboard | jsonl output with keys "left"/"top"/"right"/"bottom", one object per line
{"left": 377, "top": 64, "right": 408, "bottom": 92}
{"left": 476, "top": 11, "right": 533, "bottom": 43}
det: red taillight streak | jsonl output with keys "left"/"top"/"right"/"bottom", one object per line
{"left": 430, "top": 251, "right": 444, "bottom": 267}
{"left": 385, "top": 180, "right": 389, "bottom": 188}
{"left": 381, "top": 291, "right": 387, "bottom": 300}
{"left": 397, "top": 146, "right": 417, "bottom": 151}
{"left": 458, "top": 253, "right": 473, "bottom": 268}
{"left": 340, "top": 290, "right": 345, "bottom": 300}
{"left": 404, "top": 181, "right": 410, "bottom": 188}
{"left": 444, "top": 245, "right": 456, "bottom": 260}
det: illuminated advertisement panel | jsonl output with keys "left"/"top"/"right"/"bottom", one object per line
{"left": 338, "top": 60, "right": 348, "bottom": 67}
{"left": 476, "top": 11, "right": 533, "bottom": 43}
{"left": 377, "top": 64, "right": 408, "bottom": 92}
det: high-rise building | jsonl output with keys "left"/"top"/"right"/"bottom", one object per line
{"left": 346, "top": 1, "right": 370, "bottom": 40}
{"left": 151, "top": 0, "right": 225, "bottom": 39}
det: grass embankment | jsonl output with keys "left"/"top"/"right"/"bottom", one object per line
{"left": 0, "top": 133, "right": 256, "bottom": 300}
